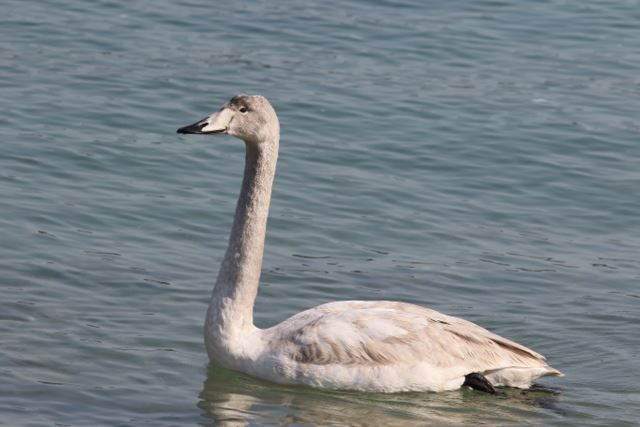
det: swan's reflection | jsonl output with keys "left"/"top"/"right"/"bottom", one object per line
{"left": 198, "top": 365, "right": 561, "bottom": 426}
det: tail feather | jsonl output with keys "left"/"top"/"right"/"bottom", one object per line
{"left": 544, "top": 367, "right": 564, "bottom": 377}
{"left": 484, "top": 365, "right": 563, "bottom": 389}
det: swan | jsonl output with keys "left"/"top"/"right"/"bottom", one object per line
{"left": 176, "top": 94, "right": 563, "bottom": 393}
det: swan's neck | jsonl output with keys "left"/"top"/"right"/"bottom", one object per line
{"left": 206, "top": 137, "right": 278, "bottom": 346}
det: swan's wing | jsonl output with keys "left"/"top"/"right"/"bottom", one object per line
{"left": 275, "top": 301, "right": 549, "bottom": 371}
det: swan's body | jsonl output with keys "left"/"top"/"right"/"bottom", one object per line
{"left": 177, "top": 94, "right": 562, "bottom": 393}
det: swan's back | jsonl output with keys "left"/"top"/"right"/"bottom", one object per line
{"left": 261, "top": 301, "right": 561, "bottom": 392}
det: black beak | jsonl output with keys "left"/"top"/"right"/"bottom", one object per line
{"left": 177, "top": 108, "right": 230, "bottom": 135}
{"left": 177, "top": 118, "right": 209, "bottom": 134}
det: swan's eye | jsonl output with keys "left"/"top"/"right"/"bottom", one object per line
{"left": 239, "top": 106, "right": 248, "bottom": 114}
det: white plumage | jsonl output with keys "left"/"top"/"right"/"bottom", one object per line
{"left": 177, "top": 94, "right": 562, "bottom": 392}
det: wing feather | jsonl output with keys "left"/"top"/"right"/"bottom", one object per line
{"left": 276, "top": 301, "right": 548, "bottom": 371}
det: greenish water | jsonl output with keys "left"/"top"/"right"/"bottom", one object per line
{"left": 1, "top": 0, "right": 639, "bottom": 425}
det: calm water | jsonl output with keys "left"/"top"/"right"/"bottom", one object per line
{"left": 2, "top": 0, "right": 639, "bottom": 425}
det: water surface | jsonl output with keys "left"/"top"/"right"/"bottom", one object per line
{"left": 1, "top": 0, "right": 639, "bottom": 426}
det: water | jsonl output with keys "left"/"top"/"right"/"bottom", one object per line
{"left": 1, "top": 0, "right": 639, "bottom": 425}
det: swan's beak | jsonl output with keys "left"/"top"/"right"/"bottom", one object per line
{"left": 177, "top": 107, "right": 233, "bottom": 135}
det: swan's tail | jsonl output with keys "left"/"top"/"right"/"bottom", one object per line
{"left": 485, "top": 366, "right": 563, "bottom": 389}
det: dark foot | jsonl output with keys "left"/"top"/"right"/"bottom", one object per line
{"left": 463, "top": 372, "right": 496, "bottom": 394}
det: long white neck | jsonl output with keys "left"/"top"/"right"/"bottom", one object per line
{"left": 205, "top": 136, "right": 279, "bottom": 345}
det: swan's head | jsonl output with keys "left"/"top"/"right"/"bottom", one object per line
{"left": 177, "top": 94, "right": 279, "bottom": 144}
